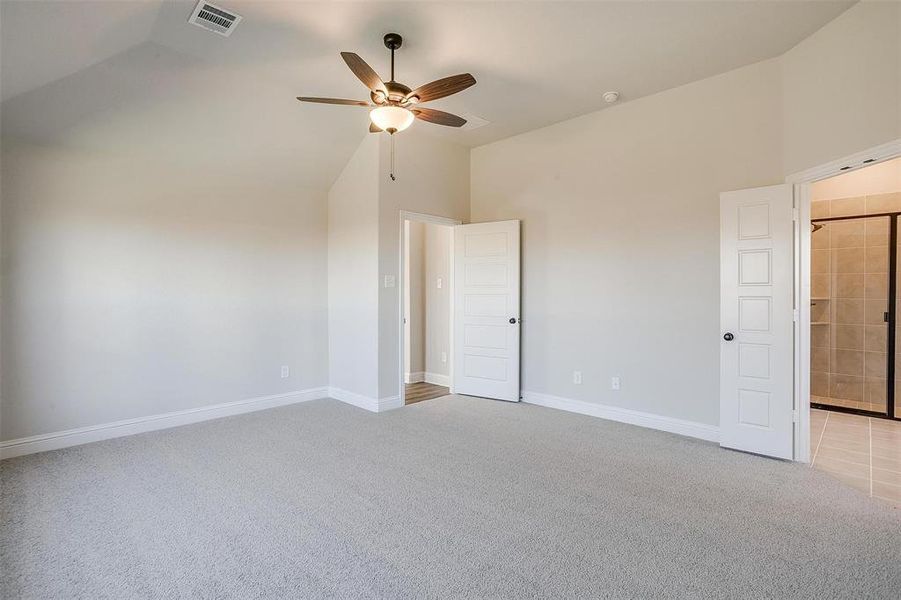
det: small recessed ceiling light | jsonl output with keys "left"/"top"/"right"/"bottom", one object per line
{"left": 603, "top": 91, "right": 620, "bottom": 104}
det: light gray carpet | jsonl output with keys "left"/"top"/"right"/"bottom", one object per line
{"left": 2, "top": 396, "right": 900, "bottom": 599}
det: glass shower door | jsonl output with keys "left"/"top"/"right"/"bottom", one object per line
{"left": 811, "top": 216, "right": 890, "bottom": 415}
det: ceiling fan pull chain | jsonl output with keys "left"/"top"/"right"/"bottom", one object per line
{"left": 390, "top": 134, "right": 397, "bottom": 181}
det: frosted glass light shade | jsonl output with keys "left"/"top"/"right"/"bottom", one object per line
{"left": 370, "top": 106, "right": 414, "bottom": 132}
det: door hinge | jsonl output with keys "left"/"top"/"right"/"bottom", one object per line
{"left": 793, "top": 309, "right": 799, "bottom": 322}
{"left": 792, "top": 207, "right": 800, "bottom": 222}
{"left": 792, "top": 409, "right": 799, "bottom": 423}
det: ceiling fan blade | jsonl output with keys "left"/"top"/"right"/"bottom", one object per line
{"left": 412, "top": 107, "right": 467, "bottom": 128}
{"left": 297, "top": 97, "right": 372, "bottom": 106}
{"left": 341, "top": 52, "right": 388, "bottom": 95}
{"left": 369, "top": 122, "right": 382, "bottom": 133}
{"left": 405, "top": 74, "right": 476, "bottom": 104}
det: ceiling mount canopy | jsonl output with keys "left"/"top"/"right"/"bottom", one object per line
{"left": 296, "top": 32, "right": 477, "bottom": 135}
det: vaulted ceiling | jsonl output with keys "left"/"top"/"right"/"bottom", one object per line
{"left": 1, "top": 1, "right": 854, "bottom": 189}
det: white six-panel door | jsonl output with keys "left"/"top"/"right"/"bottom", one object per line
{"left": 453, "top": 220, "right": 521, "bottom": 401}
{"left": 720, "top": 185, "right": 794, "bottom": 459}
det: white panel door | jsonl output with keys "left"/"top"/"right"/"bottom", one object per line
{"left": 720, "top": 185, "right": 794, "bottom": 459}
{"left": 453, "top": 220, "right": 521, "bottom": 401}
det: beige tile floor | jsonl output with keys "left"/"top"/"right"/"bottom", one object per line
{"left": 810, "top": 408, "right": 901, "bottom": 506}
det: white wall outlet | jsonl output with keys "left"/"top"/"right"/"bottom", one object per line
{"left": 281, "top": 366, "right": 290, "bottom": 379}
{"left": 437, "top": 277, "right": 443, "bottom": 289}
{"left": 384, "top": 275, "right": 395, "bottom": 288}
{"left": 611, "top": 376, "right": 621, "bottom": 390}
{"left": 441, "top": 351, "right": 447, "bottom": 363}
{"left": 573, "top": 371, "right": 582, "bottom": 385}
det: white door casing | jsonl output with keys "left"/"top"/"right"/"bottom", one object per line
{"left": 720, "top": 185, "right": 794, "bottom": 459}
{"left": 453, "top": 220, "right": 521, "bottom": 401}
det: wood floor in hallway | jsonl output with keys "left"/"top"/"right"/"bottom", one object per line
{"left": 404, "top": 382, "right": 449, "bottom": 405}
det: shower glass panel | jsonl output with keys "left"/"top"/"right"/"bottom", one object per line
{"left": 811, "top": 216, "right": 890, "bottom": 415}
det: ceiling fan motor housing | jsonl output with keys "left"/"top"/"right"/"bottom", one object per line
{"left": 371, "top": 82, "right": 413, "bottom": 105}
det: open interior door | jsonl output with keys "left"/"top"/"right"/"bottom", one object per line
{"left": 453, "top": 220, "right": 521, "bottom": 401}
{"left": 720, "top": 184, "right": 795, "bottom": 459}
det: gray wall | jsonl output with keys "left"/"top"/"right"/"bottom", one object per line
{"left": 404, "top": 220, "right": 426, "bottom": 377}
{"left": 424, "top": 223, "right": 451, "bottom": 379}
{"left": 1, "top": 139, "right": 328, "bottom": 440}
{"left": 327, "top": 136, "right": 380, "bottom": 400}
{"left": 471, "top": 59, "right": 785, "bottom": 426}
{"left": 781, "top": 1, "right": 900, "bottom": 175}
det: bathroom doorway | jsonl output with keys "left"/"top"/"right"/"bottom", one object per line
{"left": 809, "top": 157, "right": 901, "bottom": 421}
{"left": 807, "top": 156, "right": 901, "bottom": 505}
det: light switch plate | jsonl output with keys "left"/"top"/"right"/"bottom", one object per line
{"left": 573, "top": 371, "right": 582, "bottom": 385}
{"left": 437, "top": 277, "right": 443, "bottom": 289}
{"left": 384, "top": 275, "right": 396, "bottom": 288}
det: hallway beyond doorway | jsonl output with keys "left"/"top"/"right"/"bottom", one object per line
{"left": 404, "top": 382, "right": 449, "bottom": 405}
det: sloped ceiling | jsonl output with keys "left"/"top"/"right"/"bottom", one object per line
{"left": 1, "top": 1, "right": 854, "bottom": 189}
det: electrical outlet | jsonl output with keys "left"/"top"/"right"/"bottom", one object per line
{"left": 441, "top": 352, "right": 447, "bottom": 363}
{"left": 573, "top": 371, "right": 582, "bottom": 385}
{"left": 281, "top": 366, "right": 290, "bottom": 379}
{"left": 611, "top": 376, "right": 621, "bottom": 390}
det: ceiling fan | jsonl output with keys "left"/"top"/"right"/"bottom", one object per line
{"left": 297, "top": 33, "right": 476, "bottom": 135}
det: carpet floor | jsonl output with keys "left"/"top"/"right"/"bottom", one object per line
{"left": 2, "top": 396, "right": 900, "bottom": 599}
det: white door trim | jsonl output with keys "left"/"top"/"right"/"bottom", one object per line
{"left": 398, "top": 210, "right": 462, "bottom": 406}
{"left": 786, "top": 139, "right": 901, "bottom": 185}
{"left": 789, "top": 138, "right": 901, "bottom": 462}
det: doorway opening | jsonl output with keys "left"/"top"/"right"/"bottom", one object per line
{"left": 402, "top": 217, "right": 454, "bottom": 405}
{"left": 806, "top": 156, "right": 901, "bottom": 504}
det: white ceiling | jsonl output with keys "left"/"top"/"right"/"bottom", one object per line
{"left": 1, "top": 0, "right": 855, "bottom": 188}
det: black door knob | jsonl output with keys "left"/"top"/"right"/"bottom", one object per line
{"left": 723, "top": 332, "right": 734, "bottom": 341}
{"left": 509, "top": 317, "right": 517, "bottom": 324}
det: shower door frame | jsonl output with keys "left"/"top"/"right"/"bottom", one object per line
{"left": 809, "top": 212, "right": 898, "bottom": 421}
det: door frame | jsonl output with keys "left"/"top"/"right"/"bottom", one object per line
{"left": 398, "top": 210, "right": 462, "bottom": 406}
{"left": 787, "top": 138, "right": 901, "bottom": 462}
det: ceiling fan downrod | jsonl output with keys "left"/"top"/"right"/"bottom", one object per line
{"left": 383, "top": 33, "right": 402, "bottom": 83}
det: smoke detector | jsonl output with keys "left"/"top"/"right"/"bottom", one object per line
{"left": 603, "top": 91, "right": 620, "bottom": 104}
{"left": 188, "top": 2, "right": 242, "bottom": 37}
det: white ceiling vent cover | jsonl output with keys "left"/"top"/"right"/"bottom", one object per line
{"left": 460, "top": 114, "right": 490, "bottom": 131}
{"left": 188, "top": 1, "right": 242, "bottom": 37}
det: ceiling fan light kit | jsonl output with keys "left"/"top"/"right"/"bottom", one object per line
{"left": 297, "top": 32, "right": 477, "bottom": 180}
{"left": 370, "top": 105, "right": 414, "bottom": 133}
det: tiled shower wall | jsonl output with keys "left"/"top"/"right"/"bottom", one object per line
{"left": 811, "top": 193, "right": 900, "bottom": 413}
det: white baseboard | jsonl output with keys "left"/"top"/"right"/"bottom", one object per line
{"left": 377, "top": 395, "right": 403, "bottom": 411}
{"left": 0, "top": 387, "right": 329, "bottom": 460}
{"left": 521, "top": 391, "right": 720, "bottom": 443}
{"left": 328, "top": 387, "right": 402, "bottom": 413}
{"left": 404, "top": 372, "right": 425, "bottom": 384}
{"left": 424, "top": 372, "right": 450, "bottom": 387}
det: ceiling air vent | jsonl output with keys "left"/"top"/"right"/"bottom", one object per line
{"left": 460, "top": 114, "right": 490, "bottom": 131}
{"left": 188, "top": 1, "right": 242, "bottom": 37}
